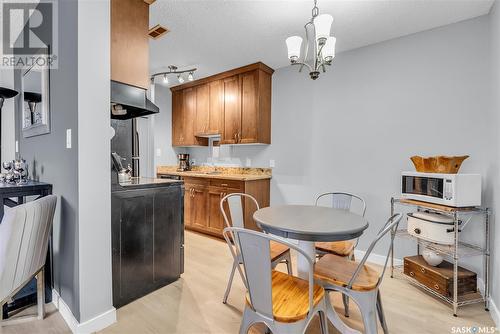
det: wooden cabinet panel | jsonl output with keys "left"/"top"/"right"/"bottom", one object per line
{"left": 195, "top": 84, "right": 209, "bottom": 135}
{"left": 111, "top": 0, "right": 150, "bottom": 89}
{"left": 182, "top": 88, "right": 197, "bottom": 146}
{"left": 207, "top": 188, "right": 227, "bottom": 236}
{"left": 221, "top": 76, "right": 241, "bottom": 144}
{"left": 184, "top": 181, "right": 209, "bottom": 230}
{"left": 239, "top": 71, "right": 259, "bottom": 143}
{"left": 172, "top": 90, "right": 184, "bottom": 146}
{"left": 208, "top": 80, "right": 223, "bottom": 134}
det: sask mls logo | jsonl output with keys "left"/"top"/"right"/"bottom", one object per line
{"left": 1, "top": 0, "right": 58, "bottom": 69}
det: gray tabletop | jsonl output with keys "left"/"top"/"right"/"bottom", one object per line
{"left": 254, "top": 205, "right": 369, "bottom": 242}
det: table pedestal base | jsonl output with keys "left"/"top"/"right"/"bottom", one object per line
{"left": 296, "top": 240, "right": 315, "bottom": 279}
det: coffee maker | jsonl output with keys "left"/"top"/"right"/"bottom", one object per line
{"left": 177, "top": 154, "right": 190, "bottom": 171}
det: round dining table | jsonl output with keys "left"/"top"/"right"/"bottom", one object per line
{"left": 253, "top": 204, "right": 369, "bottom": 334}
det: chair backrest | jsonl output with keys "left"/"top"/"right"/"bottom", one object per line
{"left": 315, "top": 192, "right": 367, "bottom": 217}
{"left": 0, "top": 195, "right": 57, "bottom": 303}
{"left": 223, "top": 227, "right": 315, "bottom": 321}
{"left": 347, "top": 213, "right": 402, "bottom": 289}
{"left": 220, "top": 193, "right": 259, "bottom": 229}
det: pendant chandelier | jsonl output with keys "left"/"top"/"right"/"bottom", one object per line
{"left": 285, "top": 0, "right": 336, "bottom": 80}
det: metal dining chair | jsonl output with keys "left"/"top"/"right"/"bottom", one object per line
{"left": 220, "top": 193, "right": 292, "bottom": 304}
{"left": 315, "top": 191, "right": 367, "bottom": 317}
{"left": 223, "top": 227, "right": 328, "bottom": 334}
{"left": 0, "top": 195, "right": 57, "bottom": 326}
{"left": 314, "top": 213, "right": 403, "bottom": 334}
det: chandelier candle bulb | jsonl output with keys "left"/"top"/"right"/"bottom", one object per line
{"left": 178, "top": 75, "right": 184, "bottom": 84}
{"left": 187, "top": 72, "right": 194, "bottom": 81}
{"left": 323, "top": 36, "right": 336, "bottom": 62}
{"left": 313, "top": 13, "right": 333, "bottom": 44}
{"left": 163, "top": 74, "right": 169, "bottom": 84}
{"left": 286, "top": 36, "right": 303, "bottom": 61}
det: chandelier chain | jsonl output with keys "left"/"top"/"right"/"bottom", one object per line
{"left": 312, "top": 0, "right": 319, "bottom": 18}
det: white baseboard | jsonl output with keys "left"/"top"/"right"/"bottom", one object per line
{"left": 51, "top": 290, "right": 116, "bottom": 334}
{"left": 489, "top": 297, "right": 500, "bottom": 328}
{"left": 354, "top": 249, "right": 403, "bottom": 267}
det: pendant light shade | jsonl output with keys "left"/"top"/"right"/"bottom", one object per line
{"left": 313, "top": 14, "right": 333, "bottom": 44}
{"left": 286, "top": 36, "right": 303, "bottom": 61}
{"left": 323, "top": 36, "right": 336, "bottom": 61}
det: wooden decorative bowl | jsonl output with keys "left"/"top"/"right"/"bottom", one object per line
{"left": 410, "top": 155, "right": 469, "bottom": 174}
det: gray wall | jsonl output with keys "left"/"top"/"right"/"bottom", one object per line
{"left": 489, "top": 0, "right": 500, "bottom": 323}
{"left": 14, "top": 0, "right": 80, "bottom": 319}
{"left": 77, "top": 0, "right": 113, "bottom": 323}
{"left": 0, "top": 69, "right": 16, "bottom": 162}
{"left": 158, "top": 16, "right": 495, "bottom": 279}
{"left": 154, "top": 83, "right": 181, "bottom": 167}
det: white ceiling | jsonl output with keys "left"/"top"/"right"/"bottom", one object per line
{"left": 149, "top": 0, "right": 494, "bottom": 84}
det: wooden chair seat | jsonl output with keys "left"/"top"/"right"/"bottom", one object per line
{"left": 315, "top": 240, "right": 355, "bottom": 257}
{"left": 314, "top": 254, "right": 379, "bottom": 291}
{"left": 270, "top": 241, "right": 290, "bottom": 262}
{"left": 246, "top": 270, "right": 325, "bottom": 323}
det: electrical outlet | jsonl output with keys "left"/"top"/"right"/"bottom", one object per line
{"left": 246, "top": 158, "right": 251, "bottom": 167}
{"left": 156, "top": 148, "right": 162, "bottom": 157}
{"left": 269, "top": 160, "right": 275, "bottom": 168}
{"left": 66, "top": 129, "right": 72, "bottom": 149}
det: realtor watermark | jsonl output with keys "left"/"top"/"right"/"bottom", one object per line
{"left": 451, "top": 326, "right": 498, "bottom": 333}
{"left": 1, "top": 0, "right": 58, "bottom": 69}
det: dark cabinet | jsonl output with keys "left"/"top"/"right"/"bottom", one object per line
{"left": 112, "top": 185, "right": 183, "bottom": 308}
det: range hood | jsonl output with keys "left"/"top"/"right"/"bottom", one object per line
{"left": 110, "top": 81, "right": 159, "bottom": 120}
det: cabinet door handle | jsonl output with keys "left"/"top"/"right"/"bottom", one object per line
{"left": 420, "top": 268, "right": 426, "bottom": 273}
{"left": 194, "top": 189, "right": 203, "bottom": 193}
{"left": 190, "top": 188, "right": 195, "bottom": 198}
{"left": 233, "top": 133, "right": 237, "bottom": 141}
{"left": 221, "top": 183, "right": 228, "bottom": 187}
{"left": 433, "top": 284, "right": 440, "bottom": 290}
{"left": 237, "top": 132, "right": 241, "bottom": 143}
{"left": 409, "top": 271, "right": 415, "bottom": 277}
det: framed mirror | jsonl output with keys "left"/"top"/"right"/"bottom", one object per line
{"left": 21, "top": 63, "right": 50, "bottom": 137}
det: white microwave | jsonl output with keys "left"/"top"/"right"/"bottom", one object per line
{"left": 401, "top": 171, "right": 481, "bottom": 207}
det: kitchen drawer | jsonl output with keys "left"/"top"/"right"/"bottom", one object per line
{"left": 209, "top": 179, "right": 244, "bottom": 190}
{"left": 183, "top": 177, "right": 209, "bottom": 186}
{"left": 403, "top": 255, "right": 476, "bottom": 298}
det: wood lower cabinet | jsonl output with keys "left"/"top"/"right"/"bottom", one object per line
{"left": 182, "top": 176, "right": 270, "bottom": 238}
{"left": 171, "top": 62, "right": 274, "bottom": 147}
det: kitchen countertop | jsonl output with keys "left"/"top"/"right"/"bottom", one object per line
{"left": 112, "top": 177, "right": 183, "bottom": 191}
{"left": 156, "top": 166, "right": 272, "bottom": 181}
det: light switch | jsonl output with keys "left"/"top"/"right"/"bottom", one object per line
{"left": 269, "top": 160, "right": 275, "bottom": 168}
{"left": 66, "top": 129, "right": 72, "bottom": 149}
{"left": 156, "top": 148, "right": 162, "bottom": 157}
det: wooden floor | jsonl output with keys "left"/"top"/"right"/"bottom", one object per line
{"left": 1, "top": 231, "right": 496, "bottom": 334}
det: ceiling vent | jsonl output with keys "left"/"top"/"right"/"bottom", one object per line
{"left": 148, "top": 25, "right": 169, "bottom": 39}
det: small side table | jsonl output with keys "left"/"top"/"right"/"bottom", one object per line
{"left": 0, "top": 181, "right": 53, "bottom": 319}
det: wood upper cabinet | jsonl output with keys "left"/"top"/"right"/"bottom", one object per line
{"left": 171, "top": 62, "right": 273, "bottom": 147}
{"left": 221, "top": 76, "right": 241, "bottom": 144}
{"left": 195, "top": 84, "right": 209, "bottom": 135}
{"left": 111, "top": 0, "right": 150, "bottom": 89}
{"left": 172, "top": 90, "right": 184, "bottom": 146}
{"left": 208, "top": 80, "right": 223, "bottom": 134}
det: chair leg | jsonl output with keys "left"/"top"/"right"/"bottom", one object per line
{"left": 239, "top": 305, "right": 255, "bottom": 334}
{"left": 376, "top": 291, "right": 389, "bottom": 334}
{"left": 223, "top": 259, "right": 238, "bottom": 304}
{"left": 285, "top": 251, "right": 293, "bottom": 275}
{"left": 348, "top": 290, "right": 379, "bottom": 334}
{"left": 319, "top": 310, "right": 329, "bottom": 334}
{"left": 342, "top": 293, "right": 350, "bottom": 317}
{"left": 36, "top": 268, "right": 45, "bottom": 320}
